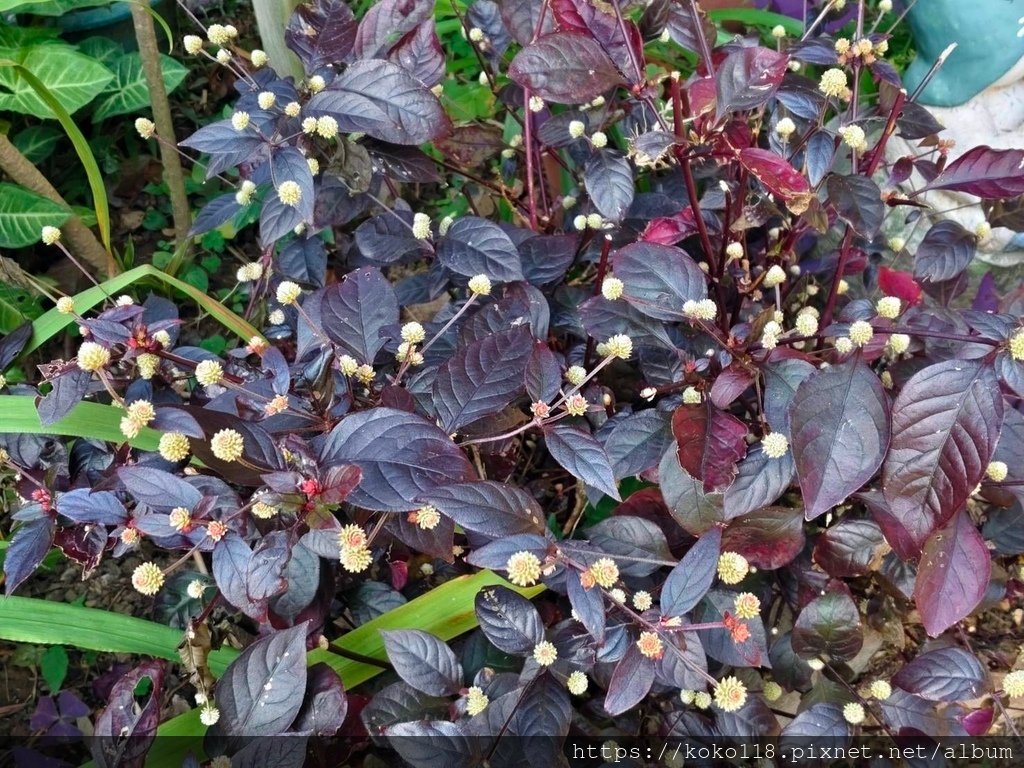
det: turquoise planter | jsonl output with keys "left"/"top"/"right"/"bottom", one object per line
{"left": 56, "top": 0, "right": 175, "bottom": 47}
{"left": 903, "top": 0, "right": 1024, "bottom": 107}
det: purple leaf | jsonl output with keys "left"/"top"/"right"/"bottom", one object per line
{"left": 586, "top": 515, "right": 670, "bottom": 577}
{"left": 603, "top": 409, "right": 672, "bottom": 480}
{"left": 611, "top": 241, "right": 706, "bottom": 321}
{"left": 418, "top": 480, "right": 547, "bottom": 536}
{"left": 524, "top": 342, "right": 561, "bottom": 402}
{"left": 584, "top": 150, "right": 634, "bottom": 223}
{"left": 246, "top": 530, "right": 290, "bottom": 602}
{"left": 474, "top": 585, "right": 544, "bottom": 655}
{"left": 789, "top": 358, "right": 890, "bottom": 520}
{"left": 213, "top": 534, "right": 265, "bottom": 621}
{"left": 715, "top": 46, "right": 789, "bottom": 115}
{"left": 320, "top": 407, "right": 476, "bottom": 511}
{"left": 892, "top": 646, "right": 987, "bottom": 702}
{"left": 913, "top": 221, "right": 976, "bottom": 283}
{"left": 320, "top": 267, "right": 399, "bottom": 363}
{"left": 723, "top": 445, "right": 795, "bottom": 520}
{"left": 738, "top": 148, "right": 810, "bottom": 203}
{"left": 3, "top": 516, "right": 54, "bottom": 595}
{"left": 672, "top": 401, "right": 748, "bottom": 493}
{"left": 92, "top": 662, "right": 164, "bottom": 768}
{"left": 307, "top": 59, "right": 449, "bottom": 145}
{"left": 508, "top": 32, "right": 625, "bottom": 104}
{"left": 352, "top": 0, "right": 434, "bottom": 58}
{"left": 922, "top": 146, "right": 1024, "bottom": 199}
{"left": 604, "top": 642, "right": 655, "bottom": 716}
{"left": 216, "top": 622, "right": 309, "bottom": 737}
{"left": 37, "top": 368, "right": 93, "bottom": 427}
{"left": 791, "top": 587, "right": 863, "bottom": 662}
{"left": 812, "top": 517, "right": 886, "bottom": 578}
{"left": 566, "top": 568, "right": 605, "bottom": 641}
{"left": 382, "top": 630, "right": 462, "bottom": 696}
{"left": 388, "top": 21, "right": 445, "bottom": 87}
{"left": 762, "top": 358, "right": 815, "bottom": 436}
{"left": 550, "top": 0, "right": 643, "bottom": 82}
{"left": 826, "top": 173, "right": 885, "bottom": 238}
{"left": 914, "top": 511, "right": 991, "bottom": 637}
{"left": 658, "top": 447, "right": 725, "bottom": 535}
{"left": 55, "top": 489, "right": 127, "bottom": 526}
{"left": 436, "top": 216, "right": 524, "bottom": 282}
{"left": 0, "top": 322, "right": 31, "bottom": 370}
{"left": 432, "top": 327, "right": 534, "bottom": 432}
{"left": 882, "top": 360, "right": 1003, "bottom": 554}
{"left": 660, "top": 528, "right": 720, "bottom": 616}
{"left": 781, "top": 703, "right": 849, "bottom": 739}
{"left": 579, "top": 294, "right": 674, "bottom": 349}
{"left": 543, "top": 424, "right": 621, "bottom": 501}
{"left": 285, "top": 0, "right": 357, "bottom": 70}
{"left": 293, "top": 664, "right": 347, "bottom": 736}
{"left": 695, "top": 589, "right": 769, "bottom": 668}
{"left": 663, "top": 0, "right": 715, "bottom": 56}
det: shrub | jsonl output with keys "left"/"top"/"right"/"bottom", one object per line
{"left": 3, "top": 0, "right": 1024, "bottom": 761}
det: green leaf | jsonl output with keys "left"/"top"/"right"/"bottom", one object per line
{"left": 11, "top": 124, "right": 62, "bottom": 163}
{"left": 0, "top": 183, "right": 71, "bottom": 248}
{"left": 0, "top": 0, "right": 52, "bottom": 11}
{"left": 22, "top": 264, "right": 264, "bottom": 358}
{"left": 40, "top": 645, "right": 68, "bottom": 692}
{"left": 0, "top": 284, "right": 45, "bottom": 333}
{"left": 91, "top": 53, "right": 188, "bottom": 122}
{"left": 77, "top": 35, "right": 124, "bottom": 66}
{"left": 0, "top": 46, "right": 113, "bottom": 115}
{"left": 0, "top": 396, "right": 162, "bottom": 450}
{"left": 8, "top": 0, "right": 114, "bottom": 14}
{"left": 708, "top": 8, "right": 803, "bottom": 35}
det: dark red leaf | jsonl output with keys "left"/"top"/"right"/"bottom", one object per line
{"left": 722, "top": 506, "right": 805, "bottom": 569}
{"left": 913, "top": 511, "right": 991, "bottom": 637}
{"left": 922, "top": 146, "right": 1024, "bottom": 199}
{"left": 738, "top": 148, "right": 810, "bottom": 202}
{"left": 508, "top": 32, "right": 625, "bottom": 104}
{"left": 715, "top": 46, "right": 789, "bottom": 115}
{"left": 671, "top": 401, "right": 748, "bottom": 493}
{"left": 877, "top": 266, "right": 923, "bottom": 306}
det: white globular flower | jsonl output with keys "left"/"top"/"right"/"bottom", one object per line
{"left": 439, "top": 216, "right": 454, "bottom": 235}
{"left": 796, "top": 312, "right": 818, "bottom": 337}
{"left": 887, "top": 333, "right": 910, "bottom": 355}
{"left": 532, "top": 641, "right": 558, "bottom": 666}
{"left": 251, "top": 49, "right": 268, "bottom": 67}
{"left": 468, "top": 274, "right": 491, "bottom": 296}
{"left": 187, "top": 580, "right": 205, "bottom": 599}
{"left": 1008, "top": 329, "right": 1024, "bottom": 361}
{"left": 879, "top": 0, "right": 892, "bottom": 10}
{"left": 159, "top": 432, "right": 191, "bottom": 463}
{"left": 763, "top": 265, "right": 787, "bottom": 288}
{"left": 135, "top": 117, "right": 156, "bottom": 139}
{"left": 838, "top": 124, "right": 867, "bottom": 151}
{"left": 888, "top": 237, "right": 906, "bottom": 252}
{"left": 568, "top": 120, "right": 586, "bottom": 139}
{"left": 869, "top": 680, "right": 892, "bottom": 700}
{"left": 277, "top": 281, "right": 302, "bottom": 305}
{"left": 216, "top": 48, "right": 231, "bottom": 64}
{"left": 573, "top": 214, "right": 588, "bottom": 231}
{"left": 199, "top": 705, "right": 220, "bottom": 727}
{"left": 210, "top": 429, "right": 245, "bottom": 462}
{"left": 132, "top": 562, "right": 164, "bottom": 595}
{"left": 725, "top": 242, "right": 744, "bottom": 261}
{"left": 302, "top": 116, "right": 318, "bottom": 134}
{"left": 77, "top": 341, "right": 111, "bottom": 372}
{"left": 561, "top": 195, "right": 576, "bottom": 209}
{"left": 565, "top": 365, "right": 587, "bottom": 386}
{"left": 183, "top": 34, "right": 203, "bottom": 55}
{"left": 412, "top": 212, "right": 432, "bottom": 240}
{"left": 257, "top": 91, "right": 276, "bottom": 110}
{"left": 468, "top": 27, "right": 485, "bottom": 42}
{"left": 306, "top": 158, "right": 319, "bottom": 175}
{"left": 987, "top": 461, "right": 1009, "bottom": 482}
{"left": 235, "top": 179, "right": 257, "bottom": 206}
{"left": 1003, "top": 671, "right": 1024, "bottom": 697}
{"left": 316, "top": 115, "right": 339, "bottom": 139}
{"left": 567, "top": 670, "right": 589, "bottom": 695}
{"left": 771, "top": 24, "right": 786, "bottom": 38}
{"left": 761, "top": 320, "right": 782, "bottom": 350}
{"left": 604, "top": 334, "right": 632, "bottom": 360}
{"left": 206, "top": 24, "right": 230, "bottom": 45}
{"left": 807, "top": 658, "right": 825, "bottom": 671}
{"left": 236, "top": 262, "right": 263, "bottom": 282}
{"left": 633, "top": 591, "right": 653, "bottom": 611}
{"left": 194, "top": 359, "right": 223, "bottom": 387}
{"left": 819, "top": 68, "right": 849, "bottom": 98}
{"left": 56, "top": 296, "right": 75, "bottom": 315}
{"left": 601, "top": 276, "right": 624, "bottom": 300}
{"left": 843, "top": 702, "right": 866, "bottom": 725}
{"left": 835, "top": 337, "right": 854, "bottom": 355}
{"left": 401, "top": 322, "right": 426, "bottom": 344}
{"left": 268, "top": 309, "right": 286, "bottom": 325}
{"left": 849, "top": 320, "right": 874, "bottom": 347}
{"left": 506, "top": 551, "right": 542, "bottom": 586}
{"left": 762, "top": 432, "right": 789, "bottom": 459}
{"left": 775, "top": 117, "right": 796, "bottom": 139}
{"left": 307, "top": 75, "right": 326, "bottom": 93}
{"left": 975, "top": 220, "right": 992, "bottom": 240}
{"left": 252, "top": 500, "right": 279, "bottom": 519}
{"left": 682, "top": 386, "right": 702, "bottom": 405}
{"left": 284, "top": 101, "right": 301, "bottom": 117}
{"left": 41, "top": 226, "right": 62, "bottom": 245}
{"left": 876, "top": 296, "right": 901, "bottom": 319}
{"left": 465, "top": 686, "right": 489, "bottom": 715}
{"left": 528, "top": 95, "right": 544, "bottom": 112}
{"left": 683, "top": 298, "right": 717, "bottom": 321}
{"left": 277, "top": 180, "right": 302, "bottom": 207}
{"left": 338, "top": 355, "right": 359, "bottom": 376}
{"left": 590, "top": 131, "right": 607, "bottom": 148}
{"left": 586, "top": 213, "right": 604, "bottom": 229}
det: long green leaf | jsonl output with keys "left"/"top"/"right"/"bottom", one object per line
{"left": 708, "top": 8, "right": 803, "bottom": 35}
{"left": 0, "top": 395, "right": 161, "bottom": 450}
{"left": 0, "top": 57, "right": 111, "bottom": 252}
{"left": 23, "top": 264, "right": 263, "bottom": 357}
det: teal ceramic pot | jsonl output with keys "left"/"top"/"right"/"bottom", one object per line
{"left": 57, "top": 1, "right": 175, "bottom": 47}
{"left": 903, "top": 0, "right": 1024, "bottom": 107}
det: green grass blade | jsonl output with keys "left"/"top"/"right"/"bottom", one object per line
{"left": 0, "top": 395, "right": 161, "bottom": 450}
{"left": 708, "top": 8, "right": 803, "bottom": 35}
{"left": 0, "top": 59, "right": 111, "bottom": 253}
{"left": 22, "top": 264, "right": 263, "bottom": 357}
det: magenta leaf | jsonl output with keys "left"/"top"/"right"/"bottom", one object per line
{"left": 672, "top": 401, "right": 748, "bottom": 493}
{"left": 721, "top": 505, "right": 805, "bottom": 570}
{"left": 882, "top": 359, "right": 1003, "bottom": 554}
{"left": 715, "top": 46, "right": 789, "bottom": 115}
{"left": 922, "top": 146, "right": 1024, "bottom": 199}
{"left": 789, "top": 358, "right": 890, "bottom": 520}
{"left": 508, "top": 32, "right": 625, "bottom": 104}
{"left": 913, "top": 510, "right": 991, "bottom": 637}
{"left": 738, "top": 148, "right": 810, "bottom": 203}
